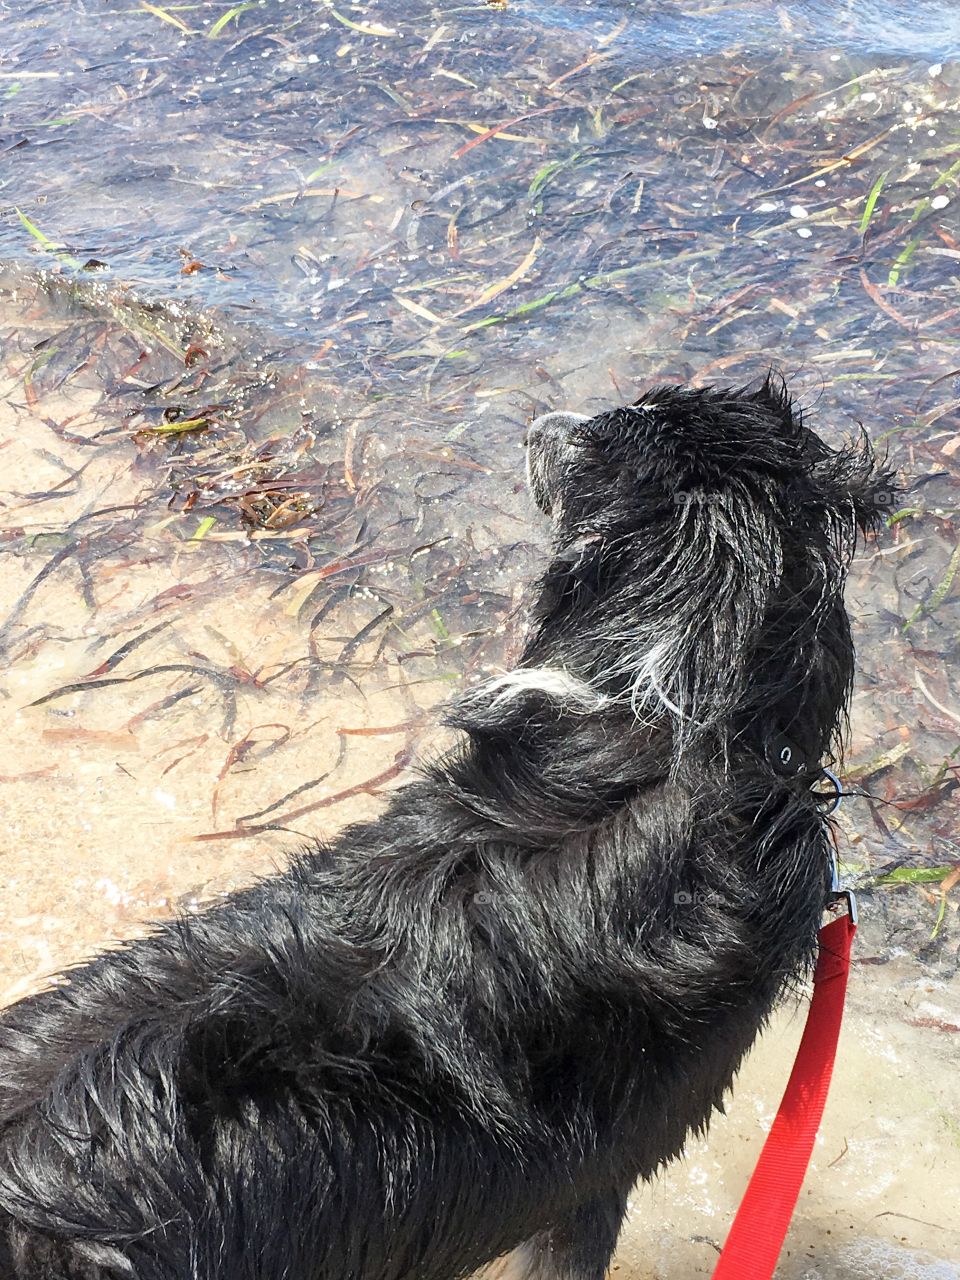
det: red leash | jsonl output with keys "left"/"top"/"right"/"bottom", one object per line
{"left": 710, "top": 902, "right": 857, "bottom": 1280}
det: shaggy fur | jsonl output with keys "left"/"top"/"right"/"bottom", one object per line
{"left": 0, "top": 380, "right": 893, "bottom": 1280}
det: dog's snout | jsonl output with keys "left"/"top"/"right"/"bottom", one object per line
{"left": 526, "top": 411, "right": 590, "bottom": 516}
{"left": 527, "top": 411, "right": 590, "bottom": 443}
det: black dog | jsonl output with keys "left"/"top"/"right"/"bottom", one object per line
{"left": 0, "top": 380, "right": 892, "bottom": 1280}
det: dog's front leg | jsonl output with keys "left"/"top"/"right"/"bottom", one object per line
{"left": 490, "top": 1186, "right": 629, "bottom": 1280}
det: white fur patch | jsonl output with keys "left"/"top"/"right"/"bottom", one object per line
{"left": 477, "top": 1241, "right": 556, "bottom": 1280}
{"left": 474, "top": 667, "right": 607, "bottom": 712}
{"left": 629, "top": 639, "right": 684, "bottom": 719}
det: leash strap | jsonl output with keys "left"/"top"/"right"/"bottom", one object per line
{"left": 709, "top": 911, "right": 856, "bottom": 1280}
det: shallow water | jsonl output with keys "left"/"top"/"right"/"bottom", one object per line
{"left": 1, "top": 0, "right": 959, "bottom": 1274}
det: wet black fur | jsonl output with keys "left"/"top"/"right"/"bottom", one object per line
{"left": 0, "top": 381, "right": 894, "bottom": 1279}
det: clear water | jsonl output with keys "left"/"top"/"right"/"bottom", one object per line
{"left": 1, "top": 0, "right": 958, "bottom": 342}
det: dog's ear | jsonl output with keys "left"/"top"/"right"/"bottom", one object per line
{"left": 845, "top": 435, "right": 900, "bottom": 535}
{"left": 807, "top": 429, "right": 899, "bottom": 538}
{"left": 740, "top": 382, "right": 897, "bottom": 537}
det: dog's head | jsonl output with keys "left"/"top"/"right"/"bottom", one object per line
{"left": 517, "top": 378, "right": 896, "bottom": 767}
{"left": 526, "top": 379, "right": 892, "bottom": 537}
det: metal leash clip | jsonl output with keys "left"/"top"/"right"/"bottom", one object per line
{"left": 826, "top": 842, "right": 858, "bottom": 926}
{"left": 819, "top": 767, "right": 843, "bottom": 816}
